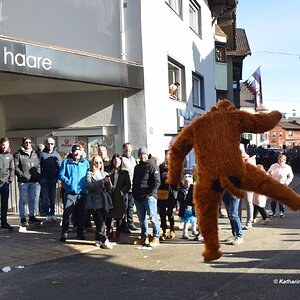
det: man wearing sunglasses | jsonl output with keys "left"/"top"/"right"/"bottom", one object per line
{"left": 40, "top": 137, "right": 62, "bottom": 221}
{"left": 14, "top": 137, "right": 42, "bottom": 226}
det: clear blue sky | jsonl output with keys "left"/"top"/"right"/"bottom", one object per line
{"left": 237, "top": 0, "right": 300, "bottom": 116}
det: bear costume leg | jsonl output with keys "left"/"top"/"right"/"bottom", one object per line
{"left": 193, "top": 182, "right": 223, "bottom": 262}
{"left": 242, "top": 164, "right": 300, "bottom": 211}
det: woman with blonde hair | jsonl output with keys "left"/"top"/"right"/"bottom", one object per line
{"left": 86, "top": 155, "right": 113, "bottom": 249}
{"left": 267, "top": 154, "right": 294, "bottom": 218}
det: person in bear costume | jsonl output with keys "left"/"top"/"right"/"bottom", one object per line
{"left": 168, "top": 99, "right": 300, "bottom": 262}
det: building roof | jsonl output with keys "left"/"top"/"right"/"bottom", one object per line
{"left": 279, "top": 121, "right": 300, "bottom": 130}
{"left": 227, "top": 28, "right": 251, "bottom": 56}
{"left": 240, "top": 82, "right": 256, "bottom": 108}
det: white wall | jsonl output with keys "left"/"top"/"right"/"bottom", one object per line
{"left": 139, "top": 0, "right": 216, "bottom": 160}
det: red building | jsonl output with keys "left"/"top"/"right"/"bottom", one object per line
{"left": 269, "top": 120, "right": 300, "bottom": 148}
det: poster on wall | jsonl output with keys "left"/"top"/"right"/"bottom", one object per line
{"left": 57, "top": 137, "right": 76, "bottom": 160}
{"left": 88, "top": 137, "right": 103, "bottom": 159}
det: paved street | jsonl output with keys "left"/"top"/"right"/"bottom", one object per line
{"left": 0, "top": 176, "right": 300, "bottom": 299}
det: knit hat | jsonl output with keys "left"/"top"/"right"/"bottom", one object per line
{"left": 138, "top": 147, "right": 148, "bottom": 157}
{"left": 72, "top": 144, "right": 81, "bottom": 152}
{"left": 46, "top": 137, "right": 55, "bottom": 144}
{"left": 22, "top": 137, "right": 31, "bottom": 144}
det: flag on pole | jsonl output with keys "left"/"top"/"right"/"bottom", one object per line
{"left": 251, "top": 67, "right": 263, "bottom": 105}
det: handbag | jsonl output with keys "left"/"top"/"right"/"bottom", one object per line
{"left": 157, "top": 189, "right": 169, "bottom": 200}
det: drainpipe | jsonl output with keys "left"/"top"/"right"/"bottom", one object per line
{"left": 120, "top": 0, "right": 129, "bottom": 142}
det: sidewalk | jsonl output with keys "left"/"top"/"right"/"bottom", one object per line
{"left": 1, "top": 174, "right": 300, "bottom": 271}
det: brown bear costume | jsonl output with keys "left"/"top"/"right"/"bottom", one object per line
{"left": 168, "top": 100, "right": 300, "bottom": 262}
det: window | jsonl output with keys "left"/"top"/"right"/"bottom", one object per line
{"left": 215, "top": 45, "right": 226, "bottom": 62}
{"left": 189, "top": 1, "right": 201, "bottom": 36}
{"left": 192, "top": 72, "right": 205, "bottom": 109}
{"left": 166, "top": 0, "right": 182, "bottom": 17}
{"left": 279, "top": 130, "right": 282, "bottom": 137}
{"left": 168, "top": 57, "right": 185, "bottom": 101}
{"left": 288, "top": 130, "right": 293, "bottom": 136}
{"left": 272, "top": 130, "right": 276, "bottom": 137}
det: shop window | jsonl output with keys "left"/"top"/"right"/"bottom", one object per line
{"left": 189, "top": 1, "right": 202, "bottom": 37}
{"left": 166, "top": 0, "right": 182, "bottom": 17}
{"left": 192, "top": 72, "right": 205, "bottom": 109}
{"left": 168, "top": 57, "right": 185, "bottom": 101}
{"left": 215, "top": 45, "right": 226, "bottom": 62}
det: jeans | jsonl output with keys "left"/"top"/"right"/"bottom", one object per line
{"left": 0, "top": 183, "right": 10, "bottom": 225}
{"left": 40, "top": 178, "right": 57, "bottom": 216}
{"left": 223, "top": 192, "right": 242, "bottom": 238}
{"left": 134, "top": 196, "right": 160, "bottom": 238}
{"left": 18, "top": 182, "right": 40, "bottom": 219}
{"left": 123, "top": 192, "right": 135, "bottom": 225}
{"left": 271, "top": 200, "right": 284, "bottom": 214}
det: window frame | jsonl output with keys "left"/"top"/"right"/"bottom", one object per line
{"left": 168, "top": 57, "right": 185, "bottom": 102}
{"left": 189, "top": 0, "right": 202, "bottom": 37}
{"left": 166, "top": 0, "right": 183, "bottom": 17}
{"left": 215, "top": 44, "right": 227, "bottom": 63}
{"left": 192, "top": 72, "right": 205, "bottom": 109}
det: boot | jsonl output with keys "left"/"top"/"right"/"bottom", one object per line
{"left": 114, "top": 228, "right": 121, "bottom": 242}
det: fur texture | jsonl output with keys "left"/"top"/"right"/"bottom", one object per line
{"left": 168, "top": 100, "right": 300, "bottom": 262}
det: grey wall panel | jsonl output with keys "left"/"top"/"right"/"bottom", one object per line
{"left": 0, "top": 0, "right": 122, "bottom": 58}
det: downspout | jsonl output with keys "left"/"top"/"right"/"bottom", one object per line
{"left": 120, "top": 0, "right": 129, "bottom": 143}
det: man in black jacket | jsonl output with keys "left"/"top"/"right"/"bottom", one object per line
{"left": 132, "top": 147, "right": 160, "bottom": 247}
{"left": 0, "top": 137, "right": 14, "bottom": 230}
{"left": 14, "top": 137, "right": 42, "bottom": 226}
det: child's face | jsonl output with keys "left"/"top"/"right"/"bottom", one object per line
{"left": 184, "top": 181, "right": 191, "bottom": 188}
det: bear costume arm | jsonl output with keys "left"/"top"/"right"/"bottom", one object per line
{"left": 238, "top": 110, "right": 282, "bottom": 134}
{"left": 168, "top": 125, "right": 194, "bottom": 186}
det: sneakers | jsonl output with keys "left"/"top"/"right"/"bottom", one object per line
{"left": 231, "top": 237, "right": 244, "bottom": 246}
{"left": 95, "top": 240, "right": 101, "bottom": 247}
{"left": 1, "top": 223, "right": 13, "bottom": 230}
{"left": 101, "top": 239, "right": 113, "bottom": 249}
{"left": 182, "top": 234, "right": 189, "bottom": 240}
{"left": 133, "top": 237, "right": 150, "bottom": 246}
{"left": 29, "top": 216, "right": 42, "bottom": 224}
{"left": 280, "top": 212, "right": 285, "bottom": 218}
{"left": 253, "top": 218, "right": 257, "bottom": 224}
{"left": 46, "top": 215, "right": 52, "bottom": 222}
{"left": 193, "top": 234, "right": 204, "bottom": 242}
{"left": 20, "top": 218, "right": 28, "bottom": 226}
{"left": 51, "top": 215, "right": 57, "bottom": 221}
{"left": 149, "top": 237, "right": 160, "bottom": 247}
{"left": 262, "top": 218, "right": 271, "bottom": 225}
{"left": 168, "top": 230, "right": 176, "bottom": 239}
{"left": 269, "top": 211, "right": 276, "bottom": 217}
{"left": 244, "top": 222, "right": 252, "bottom": 230}
{"left": 225, "top": 235, "right": 235, "bottom": 243}
{"left": 60, "top": 233, "right": 68, "bottom": 242}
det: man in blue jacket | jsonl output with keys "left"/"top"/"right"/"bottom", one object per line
{"left": 59, "top": 144, "right": 90, "bottom": 241}
{"left": 40, "top": 137, "right": 62, "bottom": 221}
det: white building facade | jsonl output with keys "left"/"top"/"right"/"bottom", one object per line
{"left": 0, "top": 0, "right": 216, "bottom": 167}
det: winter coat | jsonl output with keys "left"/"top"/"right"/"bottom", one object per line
{"left": 253, "top": 193, "right": 267, "bottom": 208}
{"left": 0, "top": 150, "right": 14, "bottom": 184}
{"left": 58, "top": 156, "right": 90, "bottom": 194}
{"left": 40, "top": 148, "right": 62, "bottom": 180}
{"left": 132, "top": 160, "right": 160, "bottom": 201}
{"left": 177, "top": 184, "right": 195, "bottom": 218}
{"left": 14, "top": 148, "right": 41, "bottom": 183}
{"left": 108, "top": 169, "right": 131, "bottom": 219}
{"left": 86, "top": 171, "right": 113, "bottom": 211}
